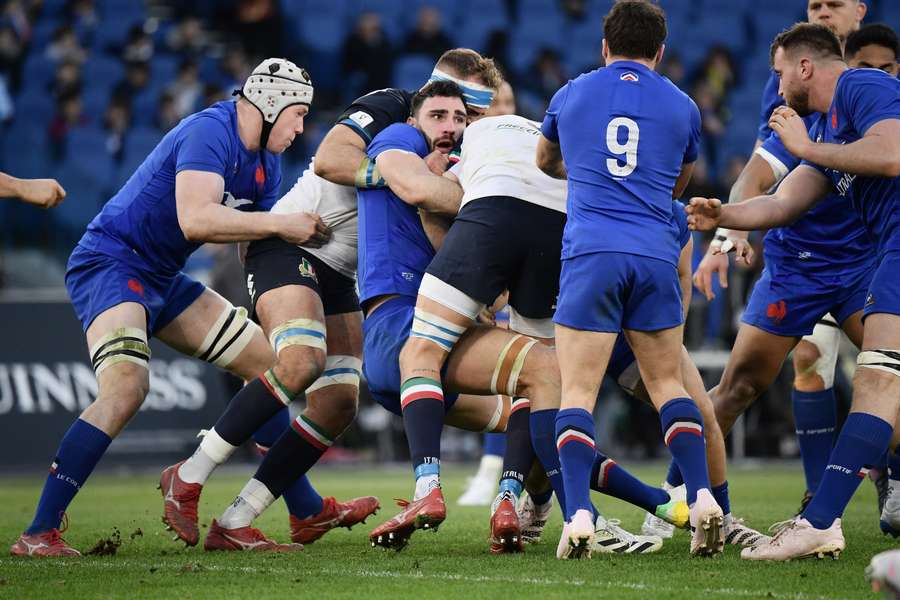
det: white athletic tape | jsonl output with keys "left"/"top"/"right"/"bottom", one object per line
{"left": 194, "top": 305, "right": 257, "bottom": 368}
{"left": 490, "top": 334, "right": 538, "bottom": 397}
{"left": 306, "top": 355, "right": 363, "bottom": 393}
{"left": 509, "top": 307, "right": 554, "bottom": 339}
{"left": 482, "top": 395, "right": 506, "bottom": 432}
{"left": 798, "top": 317, "right": 842, "bottom": 388}
{"left": 410, "top": 307, "right": 467, "bottom": 352}
{"left": 90, "top": 327, "right": 151, "bottom": 375}
{"left": 268, "top": 318, "right": 327, "bottom": 354}
{"left": 417, "top": 273, "right": 484, "bottom": 321}
{"left": 858, "top": 349, "right": 900, "bottom": 377}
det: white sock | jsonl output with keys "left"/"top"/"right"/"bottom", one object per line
{"left": 414, "top": 474, "right": 440, "bottom": 501}
{"left": 178, "top": 428, "right": 237, "bottom": 485}
{"left": 218, "top": 478, "right": 275, "bottom": 529}
{"left": 474, "top": 454, "right": 503, "bottom": 482}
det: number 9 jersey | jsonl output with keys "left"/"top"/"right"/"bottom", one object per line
{"left": 541, "top": 61, "right": 700, "bottom": 268}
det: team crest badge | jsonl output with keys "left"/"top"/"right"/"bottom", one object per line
{"left": 620, "top": 72, "right": 639, "bottom": 82}
{"left": 831, "top": 108, "right": 838, "bottom": 129}
{"left": 298, "top": 257, "right": 318, "bottom": 283}
{"left": 766, "top": 300, "right": 787, "bottom": 324}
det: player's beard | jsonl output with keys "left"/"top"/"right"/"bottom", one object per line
{"left": 786, "top": 87, "right": 813, "bottom": 117}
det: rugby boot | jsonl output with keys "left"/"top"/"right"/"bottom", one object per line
{"left": 489, "top": 492, "right": 523, "bottom": 554}
{"left": 10, "top": 528, "right": 80, "bottom": 557}
{"left": 556, "top": 509, "right": 595, "bottom": 560}
{"left": 204, "top": 519, "right": 303, "bottom": 552}
{"left": 593, "top": 516, "right": 662, "bottom": 554}
{"left": 159, "top": 461, "right": 202, "bottom": 546}
{"left": 290, "top": 495, "right": 380, "bottom": 544}
{"left": 370, "top": 487, "right": 446, "bottom": 550}
{"left": 517, "top": 493, "right": 553, "bottom": 544}
{"left": 741, "top": 517, "right": 844, "bottom": 561}
{"left": 689, "top": 488, "right": 724, "bottom": 557}
{"left": 723, "top": 514, "right": 771, "bottom": 548}
{"left": 879, "top": 479, "right": 900, "bottom": 537}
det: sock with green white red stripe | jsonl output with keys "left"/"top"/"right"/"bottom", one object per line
{"left": 213, "top": 371, "right": 293, "bottom": 447}
{"left": 252, "top": 413, "right": 335, "bottom": 499}
{"left": 401, "top": 376, "right": 445, "bottom": 497}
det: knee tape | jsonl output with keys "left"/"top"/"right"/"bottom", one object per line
{"left": 195, "top": 305, "right": 256, "bottom": 368}
{"left": 509, "top": 307, "right": 554, "bottom": 339}
{"left": 417, "top": 273, "right": 484, "bottom": 321}
{"left": 482, "top": 395, "right": 511, "bottom": 433}
{"left": 858, "top": 350, "right": 900, "bottom": 377}
{"left": 90, "top": 327, "right": 151, "bottom": 375}
{"left": 410, "top": 308, "right": 468, "bottom": 352}
{"left": 798, "top": 319, "right": 842, "bottom": 387}
{"left": 490, "top": 334, "right": 538, "bottom": 397}
{"left": 268, "top": 318, "right": 327, "bottom": 354}
{"left": 306, "top": 355, "right": 363, "bottom": 393}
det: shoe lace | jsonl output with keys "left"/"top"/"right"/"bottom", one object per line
{"left": 58, "top": 511, "right": 70, "bottom": 534}
{"left": 767, "top": 518, "right": 799, "bottom": 546}
{"left": 599, "top": 518, "right": 637, "bottom": 543}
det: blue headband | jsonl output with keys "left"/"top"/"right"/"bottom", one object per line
{"left": 428, "top": 68, "right": 495, "bottom": 109}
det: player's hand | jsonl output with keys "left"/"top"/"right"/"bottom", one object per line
{"left": 769, "top": 106, "right": 812, "bottom": 159}
{"left": 710, "top": 233, "right": 755, "bottom": 265}
{"left": 693, "top": 250, "right": 729, "bottom": 301}
{"left": 686, "top": 197, "right": 722, "bottom": 231}
{"left": 476, "top": 305, "right": 496, "bottom": 326}
{"left": 424, "top": 150, "right": 450, "bottom": 176}
{"left": 278, "top": 212, "right": 331, "bottom": 247}
{"left": 18, "top": 178, "right": 66, "bottom": 208}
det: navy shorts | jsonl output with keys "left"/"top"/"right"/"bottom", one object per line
{"left": 362, "top": 296, "right": 459, "bottom": 416}
{"left": 864, "top": 251, "right": 900, "bottom": 320}
{"left": 742, "top": 259, "right": 872, "bottom": 336}
{"left": 66, "top": 244, "right": 205, "bottom": 334}
{"left": 554, "top": 251, "right": 683, "bottom": 332}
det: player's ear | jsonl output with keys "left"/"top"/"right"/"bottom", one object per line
{"left": 656, "top": 44, "right": 665, "bottom": 67}
{"left": 857, "top": 1, "right": 868, "bottom": 21}
{"left": 601, "top": 39, "right": 609, "bottom": 64}
{"left": 406, "top": 116, "right": 417, "bottom": 127}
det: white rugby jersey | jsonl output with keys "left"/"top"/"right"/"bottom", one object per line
{"left": 451, "top": 114, "right": 567, "bottom": 214}
{"left": 270, "top": 157, "right": 358, "bottom": 279}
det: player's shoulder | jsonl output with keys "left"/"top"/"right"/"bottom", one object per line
{"left": 175, "top": 102, "right": 236, "bottom": 143}
{"left": 472, "top": 114, "right": 538, "bottom": 133}
{"left": 369, "top": 122, "right": 424, "bottom": 153}
{"left": 350, "top": 87, "right": 414, "bottom": 111}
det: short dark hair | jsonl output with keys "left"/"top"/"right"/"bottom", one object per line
{"left": 410, "top": 80, "right": 466, "bottom": 117}
{"left": 770, "top": 22, "right": 843, "bottom": 65}
{"left": 435, "top": 48, "right": 503, "bottom": 91}
{"left": 603, "top": 1, "right": 667, "bottom": 61}
{"left": 845, "top": 23, "right": 899, "bottom": 61}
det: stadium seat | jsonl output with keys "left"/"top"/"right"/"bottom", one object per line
{"left": 51, "top": 161, "right": 104, "bottom": 238}
{"left": 392, "top": 54, "right": 434, "bottom": 91}
{"left": 297, "top": 13, "right": 348, "bottom": 53}
{"left": 455, "top": 8, "right": 508, "bottom": 53}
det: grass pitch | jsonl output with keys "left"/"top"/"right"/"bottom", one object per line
{"left": 0, "top": 463, "right": 895, "bottom": 599}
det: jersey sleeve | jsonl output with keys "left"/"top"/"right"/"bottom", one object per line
{"left": 757, "top": 71, "right": 784, "bottom": 142}
{"left": 841, "top": 70, "right": 900, "bottom": 135}
{"left": 174, "top": 116, "right": 231, "bottom": 176}
{"left": 541, "top": 82, "right": 570, "bottom": 143}
{"left": 755, "top": 131, "right": 800, "bottom": 184}
{"left": 673, "top": 201, "right": 691, "bottom": 249}
{"left": 684, "top": 100, "right": 701, "bottom": 163}
{"left": 367, "top": 123, "right": 427, "bottom": 160}
{"left": 336, "top": 88, "right": 412, "bottom": 145}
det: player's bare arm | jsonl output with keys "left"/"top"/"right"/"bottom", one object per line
{"left": 673, "top": 162, "right": 695, "bottom": 199}
{"left": 677, "top": 236, "right": 694, "bottom": 321}
{"left": 0, "top": 171, "right": 66, "bottom": 208}
{"left": 772, "top": 108, "right": 900, "bottom": 177}
{"left": 175, "top": 170, "right": 330, "bottom": 245}
{"left": 375, "top": 149, "right": 463, "bottom": 216}
{"left": 535, "top": 135, "right": 566, "bottom": 179}
{"left": 687, "top": 164, "right": 831, "bottom": 232}
{"left": 313, "top": 124, "right": 368, "bottom": 186}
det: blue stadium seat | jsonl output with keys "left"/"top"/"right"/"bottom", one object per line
{"left": 131, "top": 85, "right": 164, "bottom": 127}
{"left": 112, "top": 126, "right": 163, "bottom": 189}
{"left": 297, "top": 13, "right": 349, "bottom": 53}
{"left": 151, "top": 55, "right": 180, "bottom": 88}
{"left": 83, "top": 54, "right": 124, "bottom": 93}
{"left": 1, "top": 122, "right": 50, "bottom": 180}
{"left": 51, "top": 161, "right": 104, "bottom": 236}
{"left": 392, "top": 54, "right": 434, "bottom": 91}
{"left": 65, "top": 126, "right": 114, "bottom": 188}
{"left": 13, "top": 89, "right": 56, "bottom": 129}
{"left": 29, "top": 19, "right": 61, "bottom": 51}
{"left": 20, "top": 53, "right": 57, "bottom": 91}
{"left": 455, "top": 7, "right": 508, "bottom": 53}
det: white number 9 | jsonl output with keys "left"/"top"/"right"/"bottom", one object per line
{"left": 606, "top": 117, "right": 639, "bottom": 177}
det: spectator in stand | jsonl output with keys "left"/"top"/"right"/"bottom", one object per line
{"left": 112, "top": 60, "right": 150, "bottom": 105}
{"left": 166, "top": 58, "right": 203, "bottom": 119}
{"left": 155, "top": 91, "right": 179, "bottom": 132}
{"left": 103, "top": 94, "right": 131, "bottom": 162}
{"left": 67, "top": 0, "right": 98, "bottom": 48}
{"left": 2, "top": 0, "right": 32, "bottom": 45}
{"left": 202, "top": 82, "right": 228, "bottom": 108}
{"left": 47, "top": 90, "right": 86, "bottom": 160}
{"left": 119, "top": 24, "right": 154, "bottom": 63}
{"left": 165, "top": 15, "right": 211, "bottom": 58}
{"left": 220, "top": 44, "right": 252, "bottom": 91}
{"left": 692, "top": 81, "right": 726, "bottom": 178}
{"left": 341, "top": 12, "right": 393, "bottom": 93}
{"left": 659, "top": 51, "right": 686, "bottom": 88}
{"left": 691, "top": 45, "right": 737, "bottom": 106}
{"left": 50, "top": 59, "right": 81, "bottom": 100}
{"left": 222, "top": 0, "right": 284, "bottom": 61}
{"left": 527, "top": 47, "right": 567, "bottom": 100}
{"left": 559, "top": 0, "right": 588, "bottom": 22}
{"left": 402, "top": 6, "right": 452, "bottom": 60}
{"left": 45, "top": 24, "right": 86, "bottom": 64}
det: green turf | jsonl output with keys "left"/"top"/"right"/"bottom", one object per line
{"left": 0, "top": 463, "right": 895, "bottom": 599}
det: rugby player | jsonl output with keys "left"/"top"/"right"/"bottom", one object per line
{"left": 688, "top": 23, "right": 900, "bottom": 560}
{"left": 11, "top": 59, "right": 326, "bottom": 557}
{"left": 538, "top": 0, "right": 723, "bottom": 558}
{"left": 690, "top": 0, "right": 870, "bottom": 521}
{"left": 160, "top": 48, "right": 503, "bottom": 551}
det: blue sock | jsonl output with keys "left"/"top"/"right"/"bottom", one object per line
{"left": 659, "top": 398, "right": 710, "bottom": 506}
{"left": 591, "top": 452, "right": 668, "bottom": 513}
{"left": 665, "top": 461, "right": 684, "bottom": 488}
{"left": 890, "top": 449, "right": 900, "bottom": 482}
{"left": 792, "top": 388, "right": 837, "bottom": 494}
{"left": 803, "top": 413, "right": 893, "bottom": 529}
{"left": 712, "top": 481, "right": 731, "bottom": 516}
{"left": 555, "top": 408, "right": 596, "bottom": 520}
{"left": 252, "top": 407, "right": 324, "bottom": 519}
{"left": 483, "top": 432, "right": 506, "bottom": 457}
{"left": 27, "top": 419, "right": 112, "bottom": 534}
{"left": 530, "top": 409, "right": 566, "bottom": 518}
